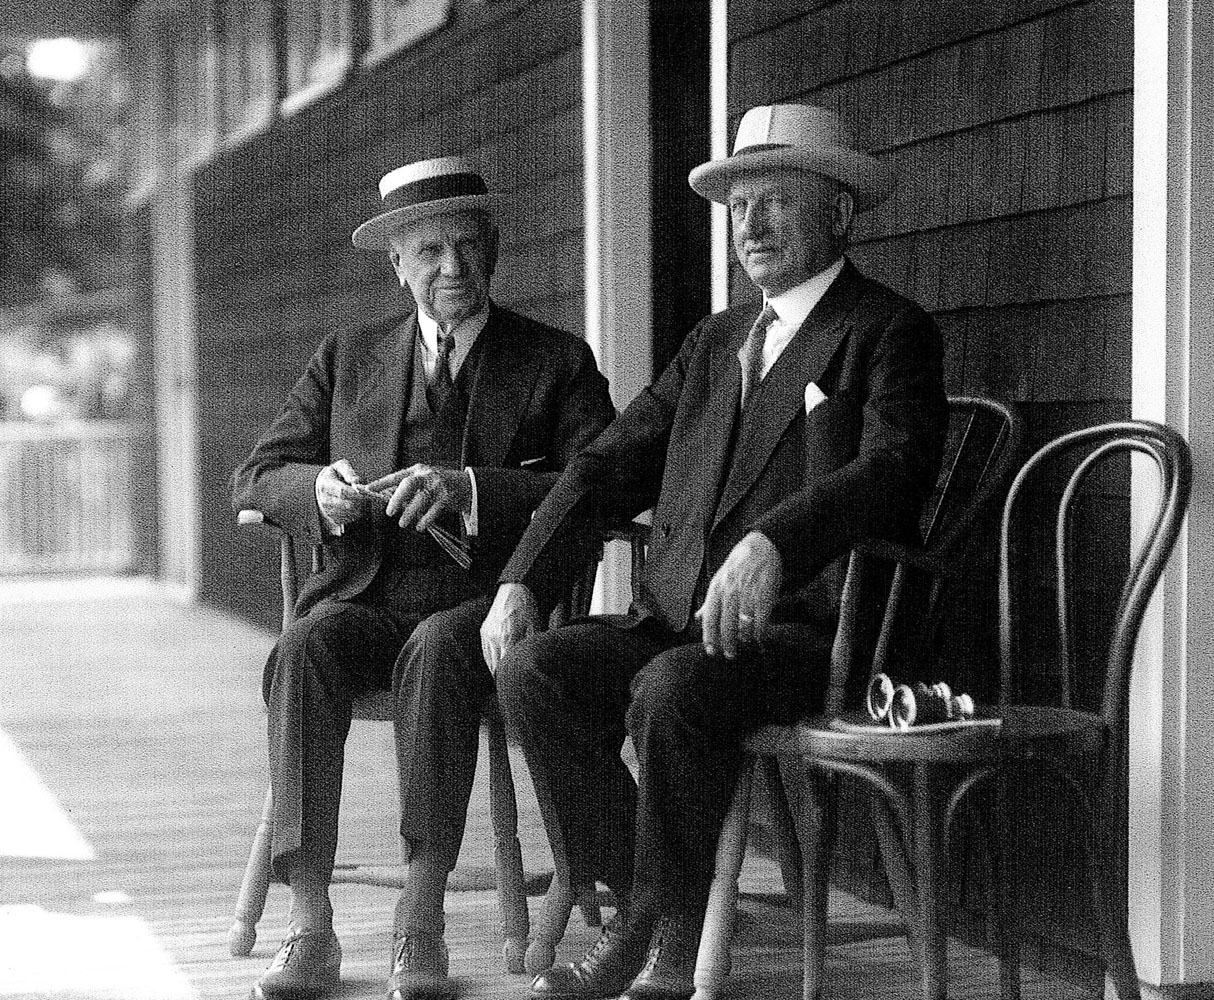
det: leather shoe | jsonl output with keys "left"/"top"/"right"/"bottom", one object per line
{"left": 387, "top": 930, "right": 453, "bottom": 1000}
{"left": 252, "top": 928, "right": 341, "bottom": 999}
{"left": 618, "top": 915, "right": 699, "bottom": 1000}
{"left": 530, "top": 911, "right": 652, "bottom": 999}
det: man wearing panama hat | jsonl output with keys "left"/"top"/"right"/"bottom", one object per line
{"left": 483, "top": 104, "right": 948, "bottom": 1000}
{"left": 233, "top": 155, "right": 613, "bottom": 1000}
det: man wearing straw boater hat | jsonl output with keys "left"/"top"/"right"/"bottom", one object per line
{"left": 233, "top": 156, "right": 613, "bottom": 1000}
{"left": 482, "top": 104, "right": 948, "bottom": 1000}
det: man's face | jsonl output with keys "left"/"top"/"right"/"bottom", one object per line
{"left": 728, "top": 170, "right": 852, "bottom": 296}
{"left": 387, "top": 211, "right": 498, "bottom": 328}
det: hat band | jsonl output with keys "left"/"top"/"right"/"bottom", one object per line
{"left": 381, "top": 172, "right": 488, "bottom": 213}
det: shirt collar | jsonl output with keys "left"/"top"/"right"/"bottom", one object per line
{"left": 416, "top": 302, "right": 491, "bottom": 354}
{"left": 764, "top": 257, "right": 845, "bottom": 331}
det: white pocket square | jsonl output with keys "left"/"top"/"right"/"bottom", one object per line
{"left": 804, "top": 382, "right": 827, "bottom": 414}
{"left": 520, "top": 456, "right": 547, "bottom": 467}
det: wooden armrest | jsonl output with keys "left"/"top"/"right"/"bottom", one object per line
{"left": 854, "top": 538, "right": 950, "bottom": 577}
{"left": 606, "top": 521, "right": 650, "bottom": 545}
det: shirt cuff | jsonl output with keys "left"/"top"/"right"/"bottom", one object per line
{"left": 463, "top": 466, "right": 479, "bottom": 537}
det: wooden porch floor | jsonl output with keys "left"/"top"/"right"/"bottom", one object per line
{"left": 0, "top": 581, "right": 1096, "bottom": 999}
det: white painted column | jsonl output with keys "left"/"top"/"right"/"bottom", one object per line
{"left": 1129, "top": 0, "right": 1214, "bottom": 994}
{"left": 709, "top": 0, "right": 730, "bottom": 313}
{"left": 145, "top": 17, "right": 202, "bottom": 599}
{"left": 582, "top": 0, "right": 652, "bottom": 613}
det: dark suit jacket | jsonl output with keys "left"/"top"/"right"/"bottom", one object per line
{"left": 232, "top": 303, "right": 614, "bottom": 618}
{"left": 500, "top": 260, "right": 948, "bottom": 631}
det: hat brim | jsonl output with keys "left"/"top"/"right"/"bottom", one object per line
{"left": 351, "top": 194, "right": 504, "bottom": 249}
{"left": 688, "top": 147, "right": 893, "bottom": 212}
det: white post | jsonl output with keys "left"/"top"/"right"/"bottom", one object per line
{"left": 582, "top": 0, "right": 652, "bottom": 613}
{"left": 145, "top": 16, "right": 202, "bottom": 599}
{"left": 1129, "top": 0, "right": 1214, "bottom": 993}
{"left": 709, "top": 0, "right": 730, "bottom": 313}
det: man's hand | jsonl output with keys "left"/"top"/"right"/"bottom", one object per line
{"left": 367, "top": 464, "right": 472, "bottom": 532}
{"left": 696, "top": 530, "right": 783, "bottom": 659}
{"left": 315, "top": 459, "right": 369, "bottom": 532}
{"left": 481, "top": 583, "right": 542, "bottom": 675}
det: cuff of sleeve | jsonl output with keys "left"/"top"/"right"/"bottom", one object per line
{"left": 463, "top": 466, "right": 479, "bottom": 537}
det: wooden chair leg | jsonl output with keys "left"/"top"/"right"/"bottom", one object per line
{"left": 527, "top": 868, "right": 581, "bottom": 974}
{"left": 693, "top": 758, "right": 754, "bottom": 1000}
{"left": 762, "top": 756, "right": 804, "bottom": 909}
{"left": 800, "top": 768, "right": 834, "bottom": 1000}
{"left": 229, "top": 784, "right": 274, "bottom": 956}
{"left": 522, "top": 746, "right": 588, "bottom": 975}
{"left": 871, "top": 787, "right": 923, "bottom": 964}
{"left": 486, "top": 716, "right": 529, "bottom": 974}
{"left": 913, "top": 764, "right": 946, "bottom": 1000}
{"left": 1091, "top": 827, "right": 1141, "bottom": 1000}
{"left": 991, "top": 776, "right": 1021, "bottom": 1000}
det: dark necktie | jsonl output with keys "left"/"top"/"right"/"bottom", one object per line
{"left": 739, "top": 304, "right": 777, "bottom": 409}
{"left": 427, "top": 330, "right": 455, "bottom": 414}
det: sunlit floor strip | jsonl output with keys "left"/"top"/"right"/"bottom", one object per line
{"left": 0, "top": 727, "right": 94, "bottom": 860}
{"left": 0, "top": 904, "right": 198, "bottom": 999}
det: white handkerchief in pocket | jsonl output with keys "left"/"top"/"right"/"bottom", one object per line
{"left": 804, "top": 381, "right": 827, "bottom": 414}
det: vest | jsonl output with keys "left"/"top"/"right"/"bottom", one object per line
{"left": 366, "top": 330, "right": 483, "bottom": 620}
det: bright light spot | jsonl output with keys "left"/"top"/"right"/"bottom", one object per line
{"left": 19, "top": 384, "right": 66, "bottom": 422}
{"left": 93, "top": 890, "right": 131, "bottom": 905}
{"left": 26, "top": 38, "right": 89, "bottom": 82}
{"left": 0, "top": 727, "right": 94, "bottom": 860}
{"left": 0, "top": 905, "right": 197, "bottom": 999}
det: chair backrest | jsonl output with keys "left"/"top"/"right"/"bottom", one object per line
{"left": 824, "top": 395, "right": 1025, "bottom": 714}
{"left": 996, "top": 421, "right": 1192, "bottom": 739}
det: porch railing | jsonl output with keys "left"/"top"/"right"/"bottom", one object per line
{"left": 0, "top": 420, "right": 137, "bottom": 576}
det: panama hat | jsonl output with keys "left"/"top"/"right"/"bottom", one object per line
{"left": 351, "top": 155, "right": 503, "bottom": 249}
{"left": 689, "top": 104, "right": 893, "bottom": 211}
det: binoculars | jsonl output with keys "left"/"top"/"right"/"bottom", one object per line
{"left": 865, "top": 673, "right": 975, "bottom": 730}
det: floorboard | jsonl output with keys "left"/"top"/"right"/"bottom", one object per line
{"left": 0, "top": 582, "right": 1096, "bottom": 999}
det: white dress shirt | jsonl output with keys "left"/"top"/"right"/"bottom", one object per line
{"left": 416, "top": 303, "right": 489, "bottom": 382}
{"left": 749, "top": 257, "right": 845, "bottom": 379}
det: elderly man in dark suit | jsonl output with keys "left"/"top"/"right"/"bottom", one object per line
{"left": 232, "top": 156, "right": 613, "bottom": 1000}
{"left": 480, "top": 105, "right": 949, "bottom": 1000}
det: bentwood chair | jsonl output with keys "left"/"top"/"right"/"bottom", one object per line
{"left": 228, "top": 510, "right": 598, "bottom": 973}
{"left": 691, "top": 395, "right": 1026, "bottom": 1000}
{"left": 768, "top": 421, "right": 1191, "bottom": 1000}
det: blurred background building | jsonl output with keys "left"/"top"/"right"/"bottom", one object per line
{"left": 0, "top": 1, "right": 1210, "bottom": 997}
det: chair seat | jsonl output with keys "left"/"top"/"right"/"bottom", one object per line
{"left": 748, "top": 706, "right": 1105, "bottom": 766}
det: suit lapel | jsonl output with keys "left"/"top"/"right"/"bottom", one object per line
{"left": 353, "top": 313, "right": 415, "bottom": 477}
{"left": 461, "top": 306, "right": 538, "bottom": 467}
{"left": 673, "top": 310, "right": 748, "bottom": 533}
{"left": 712, "top": 264, "right": 864, "bottom": 529}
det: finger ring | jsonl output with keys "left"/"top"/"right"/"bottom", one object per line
{"left": 739, "top": 613, "right": 754, "bottom": 623}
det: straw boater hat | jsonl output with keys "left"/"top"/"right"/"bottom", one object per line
{"left": 351, "top": 155, "right": 503, "bottom": 249}
{"left": 689, "top": 104, "right": 893, "bottom": 211}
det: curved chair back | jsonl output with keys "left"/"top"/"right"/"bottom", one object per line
{"left": 997, "top": 420, "right": 1192, "bottom": 752}
{"left": 826, "top": 395, "right": 1025, "bottom": 714}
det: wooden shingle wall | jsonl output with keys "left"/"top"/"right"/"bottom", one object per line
{"left": 192, "top": 0, "right": 583, "bottom": 626}
{"left": 728, "top": 0, "right": 1130, "bottom": 977}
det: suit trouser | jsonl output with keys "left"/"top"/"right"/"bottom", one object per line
{"left": 496, "top": 615, "right": 831, "bottom": 919}
{"left": 262, "top": 594, "right": 492, "bottom": 884}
